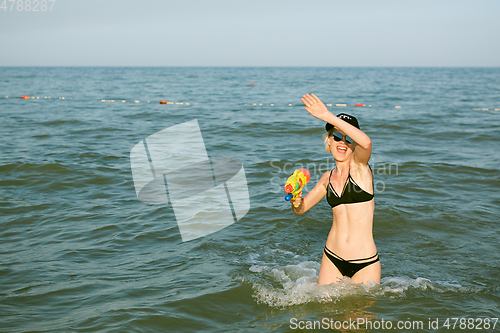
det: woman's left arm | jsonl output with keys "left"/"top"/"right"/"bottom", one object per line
{"left": 301, "top": 93, "right": 372, "bottom": 165}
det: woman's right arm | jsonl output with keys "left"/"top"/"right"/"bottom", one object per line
{"left": 301, "top": 94, "right": 372, "bottom": 165}
{"left": 291, "top": 171, "right": 329, "bottom": 215}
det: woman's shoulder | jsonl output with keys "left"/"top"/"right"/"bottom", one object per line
{"left": 321, "top": 168, "right": 333, "bottom": 177}
{"left": 318, "top": 169, "right": 333, "bottom": 185}
{"left": 349, "top": 161, "right": 373, "bottom": 180}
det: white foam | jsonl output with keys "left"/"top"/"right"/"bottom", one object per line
{"left": 239, "top": 249, "right": 476, "bottom": 308}
{"left": 249, "top": 260, "right": 375, "bottom": 308}
{"left": 249, "top": 265, "right": 267, "bottom": 273}
{"left": 377, "top": 276, "right": 472, "bottom": 297}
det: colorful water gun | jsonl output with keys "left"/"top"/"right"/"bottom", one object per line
{"left": 284, "top": 168, "right": 311, "bottom": 204}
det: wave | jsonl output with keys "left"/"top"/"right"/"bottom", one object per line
{"left": 243, "top": 258, "right": 478, "bottom": 308}
{"left": 39, "top": 119, "right": 87, "bottom": 127}
{"left": 0, "top": 162, "right": 77, "bottom": 174}
{"left": 378, "top": 276, "right": 473, "bottom": 296}
{"left": 374, "top": 161, "right": 500, "bottom": 189}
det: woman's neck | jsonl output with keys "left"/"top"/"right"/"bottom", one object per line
{"left": 334, "top": 158, "right": 351, "bottom": 175}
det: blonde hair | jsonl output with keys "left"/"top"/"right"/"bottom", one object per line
{"left": 323, "top": 128, "right": 335, "bottom": 153}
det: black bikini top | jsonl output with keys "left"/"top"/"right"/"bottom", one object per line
{"left": 326, "top": 168, "right": 374, "bottom": 208}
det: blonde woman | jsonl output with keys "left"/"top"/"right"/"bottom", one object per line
{"left": 291, "top": 93, "right": 380, "bottom": 285}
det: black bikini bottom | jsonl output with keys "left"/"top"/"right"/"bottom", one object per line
{"left": 324, "top": 246, "right": 379, "bottom": 278}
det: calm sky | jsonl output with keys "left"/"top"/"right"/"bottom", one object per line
{"left": 1, "top": 0, "right": 499, "bottom": 66}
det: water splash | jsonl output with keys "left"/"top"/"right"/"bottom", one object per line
{"left": 241, "top": 252, "right": 477, "bottom": 308}
{"left": 246, "top": 259, "right": 376, "bottom": 308}
{"left": 378, "top": 276, "right": 474, "bottom": 297}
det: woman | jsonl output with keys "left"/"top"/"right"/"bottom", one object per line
{"left": 291, "top": 93, "right": 380, "bottom": 285}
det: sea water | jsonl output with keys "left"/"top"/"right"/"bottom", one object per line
{"left": 1, "top": 67, "right": 499, "bottom": 332}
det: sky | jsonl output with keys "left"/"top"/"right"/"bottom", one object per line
{"left": 1, "top": 0, "right": 499, "bottom": 67}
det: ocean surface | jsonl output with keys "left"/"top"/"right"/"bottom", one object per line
{"left": 1, "top": 67, "right": 499, "bottom": 332}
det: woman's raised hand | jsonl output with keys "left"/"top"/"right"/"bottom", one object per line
{"left": 301, "top": 94, "right": 331, "bottom": 121}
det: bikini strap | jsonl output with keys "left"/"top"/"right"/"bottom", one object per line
{"left": 324, "top": 246, "right": 378, "bottom": 263}
{"left": 347, "top": 252, "right": 379, "bottom": 263}
{"left": 324, "top": 246, "right": 343, "bottom": 260}
{"left": 327, "top": 168, "right": 334, "bottom": 186}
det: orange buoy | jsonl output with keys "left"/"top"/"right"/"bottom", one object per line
{"left": 354, "top": 103, "right": 365, "bottom": 107}
{"left": 250, "top": 83, "right": 254, "bottom": 86}
{"left": 159, "top": 100, "right": 168, "bottom": 104}
{"left": 21, "top": 95, "right": 29, "bottom": 99}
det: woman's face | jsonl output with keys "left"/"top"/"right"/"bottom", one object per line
{"left": 328, "top": 130, "right": 354, "bottom": 161}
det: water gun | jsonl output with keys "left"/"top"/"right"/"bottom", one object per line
{"left": 284, "top": 168, "right": 311, "bottom": 205}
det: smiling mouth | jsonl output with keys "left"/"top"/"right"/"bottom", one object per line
{"left": 337, "top": 146, "right": 347, "bottom": 153}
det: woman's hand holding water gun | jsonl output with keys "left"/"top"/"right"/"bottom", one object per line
{"left": 290, "top": 191, "right": 303, "bottom": 208}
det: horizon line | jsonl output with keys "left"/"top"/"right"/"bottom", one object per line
{"left": 1, "top": 65, "right": 499, "bottom": 68}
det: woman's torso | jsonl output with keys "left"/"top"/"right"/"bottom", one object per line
{"left": 324, "top": 164, "right": 376, "bottom": 258}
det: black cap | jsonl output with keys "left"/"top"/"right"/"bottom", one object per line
{"left": 325, "top": 113, "right": 360, "bottom": 132}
